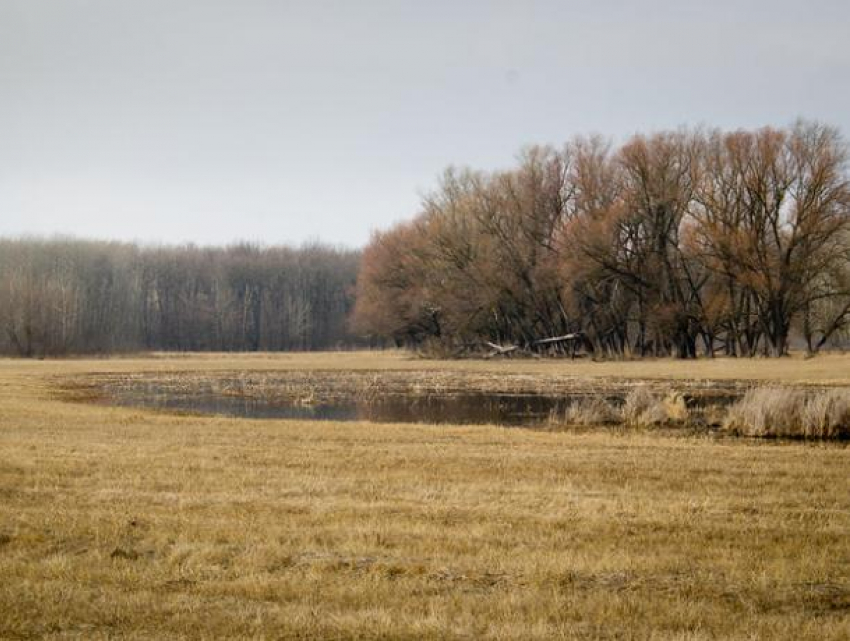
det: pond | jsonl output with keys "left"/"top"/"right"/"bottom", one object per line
{"left": 104, "top": 387, "right": 611, "bottom": 425}
{"left": 95, "top": 375, "right": 741, "bottom": 427}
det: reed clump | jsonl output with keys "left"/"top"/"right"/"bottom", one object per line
{"left": 556, "top": 387, "right": 692, "bottom": 429}
{"left": 724, "top": 387, "right": 850, "bottom": 438}
{"left": 621, "top": 388, "right": 690, "bottom": 427}
{"left": 562, "top": 386, "right": 850, "bottom": 439}
{"left": 562, "top": 396, "right": 620, "bottom": 425}
{"left": 801, "top": 389, "right": 850, "bottom": 438}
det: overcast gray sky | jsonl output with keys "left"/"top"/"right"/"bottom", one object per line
{"left": 2, "top": 0, "right": 849, "bottom": 247}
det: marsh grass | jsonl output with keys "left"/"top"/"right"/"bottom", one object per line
{"left": 2, "top": 353, "right": 849, "bottom": 639}
{"left": 557, "top": 388, "right": 694, "bottom": 431}
{"left": 570, "top": 386, "right": 850, "bottom": 439}
{"left": 560, "top": 396, "right": 620, "bottom": 426}
{"left": 621, "top": 387, "right": 666, "bottom": 426}
{"left": 802, "top": 389, "right": 850, "bottom": 438}
{"left": 725, "top": 387, "right": 850, "bottom": 438}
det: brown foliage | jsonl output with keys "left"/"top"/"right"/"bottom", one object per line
{"left": 357, "top": 122, "right": 850, "bottom": 358}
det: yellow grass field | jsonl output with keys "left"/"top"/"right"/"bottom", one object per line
{"left": 1, "top": 352, "right": 848, "bottom": 639}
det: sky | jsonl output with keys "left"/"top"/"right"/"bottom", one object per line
{"left": 1, "top": 0, "right": 849, "bottom": 248}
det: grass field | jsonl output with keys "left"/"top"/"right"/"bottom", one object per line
{"left": 1, "top": 352, "right": 848, "bottom": 639}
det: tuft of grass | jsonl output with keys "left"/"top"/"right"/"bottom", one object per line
{"left": 559, "top": 389, "right": 691, "bottom": 430}
{"left": 622, "top": 387, "right": 661, "bottom": 426}
{"left": 724, "top": 387, "right": 850, "bottom": 438}
{"left": 801, "top": 389, "right": 850, "bottom": 438}
{"left": 724, "top": 387, "right": 804, "bottom": 437}
{"left": 561, "top": 396, "right": 620, "bottom": 425}
{"left": 662, "top": 392, "right": 690, "bottom": 422}
{"left": 621, "top": 387, "right": 689, "bottom": 427}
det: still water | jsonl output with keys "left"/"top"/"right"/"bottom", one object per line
{"left": 105, "top": 388, "right": 618, "bottom": 426}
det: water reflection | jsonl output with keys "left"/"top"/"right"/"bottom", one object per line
{"left": 98, "top": 374, "right": 745, "bottom": 427}
{"left": 106, "top": 390, "right": 589, "bottom": 425}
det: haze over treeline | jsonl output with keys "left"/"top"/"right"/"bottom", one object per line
{"left": 0, "top": 239, "right": 360, "bottom": 356}
{"left": 3, "top": 122, "right": 849, "bottom": 358}
{"left": 354, "top": 122, "right": 850, "bottom": 358}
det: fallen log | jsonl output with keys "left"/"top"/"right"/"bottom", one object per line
{"left": 484, "top": 341, "right": 519, "bottom": 358}
{"left": 533, "top": 333, "right": 584, "bottom": 345}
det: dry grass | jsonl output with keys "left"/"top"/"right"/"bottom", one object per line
{"left": 4, "top": 348, "right": 849, "bottom": 384}
{"left": 725, "top": 387, "right": 850, "bottom": 439}
{"left": 620, "top": 388, "right": 665, "bottom": 427}
{"left": 802, "top": 389, "right": 850, "bottom": 439}
{"left": 563, "top": 389, "right": 692, "bottom": 430}
{"left": 1, "top": 352, "right": 849, "bottom": 639}
{"left": 560, "top": 397, "right": 620, "bottom": 426}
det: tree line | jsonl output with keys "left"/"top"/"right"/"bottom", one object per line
{"left": 0, "top": 238, "right": 361, "bottom": 356}
{"left": 354, "top": 122, "right": 850, "bottom": 357}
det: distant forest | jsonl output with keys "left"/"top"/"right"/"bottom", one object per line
{"left": 0, "top": 239, "right": 360, "bottom": 356}
{"left": 3, "top": 122, "right": 850, "bottom": 358}
{"left": 354, "top": 122, "right": 850, "bottom": 358}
